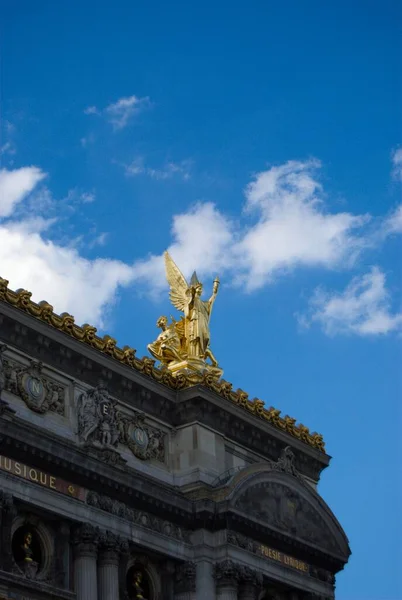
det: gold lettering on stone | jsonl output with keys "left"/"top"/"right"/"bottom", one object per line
{"left": 259, "top": 544, "right": 309, "bottom": 574}
{"left": 29, "top": 469, "right": 38, "bottom": 482}
{"left": 0, "top": 455, "right": 86, "bottom": 501}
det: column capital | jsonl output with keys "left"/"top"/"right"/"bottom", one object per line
{"left": 98, "top": 532, "right": 121, "bottom": 567}
{"left": 175, "top": 561, "right": 196, "bottom": 594}
{"left": 214, "top": 559, "right": 240, "bottom": 587}
{"left": 238, "top": 565, "right": 263, "bottom": 599}
{"left": 72, "top": 523, "right": 100, "bottom": 557}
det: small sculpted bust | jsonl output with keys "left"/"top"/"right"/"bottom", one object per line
{"left": 22, "top": 532, "right": 34, "bottom": 563}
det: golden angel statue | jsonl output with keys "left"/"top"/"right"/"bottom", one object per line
{"left": 147, "top": 252, "right": 223, "bottom": 378}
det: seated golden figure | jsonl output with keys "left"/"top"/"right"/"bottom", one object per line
{"left": 147, "top": 316, "right": 182, "bottom": 367}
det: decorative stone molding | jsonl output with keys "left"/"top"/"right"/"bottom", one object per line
{"left": 0, "top": 277, "right": 325, "bottom": 453}
{"left": 174, "top": 561, "right": 196, "bottom": 594}
{"left": 86, "top": 490, "right": 190, "bottom": 542}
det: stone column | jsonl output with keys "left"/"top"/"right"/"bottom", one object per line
{"left": 238, "top": 566, "right": 262, "bottom": 600}
{"left": 54, "top": 521, "right": 70, "bottom": 589}
{"left": 118, "top": 540, "right": 130, "bottom": 600}
{"left": 0, "top": 492, "right": 16, "bottom": 572}
{"left": 174, "top": 562, "right": 196, "bottom": 600}
{"left": 196, "top": 560, "right": 216, "bottom": 600}
{"left": 214, "top": 560, "right": 239, "bottom": 600}
{"left": 161, "top": 560, "right": 176, "bottom": 600}
{"left": 72, "top": 524, "right": 99, "bottom": 600}
{"left": 98, "top": 532, "right": 120, "bottom": 600}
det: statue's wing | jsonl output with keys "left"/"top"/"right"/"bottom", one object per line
{"left": 164, "top": 251, "right": 188, "bottom": 313}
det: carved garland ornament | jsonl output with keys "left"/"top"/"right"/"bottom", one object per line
{"left": 86, "top": 490, "right": 189, "bottom": 543}
{"left": 0, "top": 277, "right": 325, "bottom": 452}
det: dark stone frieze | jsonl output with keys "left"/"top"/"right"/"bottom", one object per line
{"left": 76, "top": 383, "right": 166, "bottom": 463}
{"left": 235, "top": 482, "right": 339, "bottom": 553}
{"left": 86, "top": 490, "right": 190, "bottom": 543}
{"left": 85, "top": 446, "right": 128, "bottom": 467}
{"left": 227, "top": 530, "right": 256, "bottom": 553}
{"left": 1, "top": 352, "right": 65, "bottom": 415}
{"left": 174, "top": 561, "right": 196, "bottom": 594}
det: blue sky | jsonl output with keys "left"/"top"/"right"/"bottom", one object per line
{"left": 1, "top": 1, "right": 401, "bottom": 597}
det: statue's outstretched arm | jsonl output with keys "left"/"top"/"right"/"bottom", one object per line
{"left": 208, "top": 277, "right": 220, "bottom": 304}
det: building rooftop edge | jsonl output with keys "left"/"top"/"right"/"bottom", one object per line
{"left": 0, "top": 276, "right": 326, "bottom": 454}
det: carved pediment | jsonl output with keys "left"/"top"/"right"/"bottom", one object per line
{"left": 234, "top": 481, "right": 341, "bottom": 554}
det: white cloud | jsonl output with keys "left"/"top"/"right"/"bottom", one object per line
{"left": 391, "top": 148, "right": 402, "bottom": 181}
{"left": 125, "top": 157, "right": 192, "bottom": 181}
{"left": 237, "top": 160, "right": 369, "bottom": 289}
{"left": 0, "top": 142, "right": 16, "bottom": 156}
{"left": 0, "top": 158, "right": 398, "bottom": 334}
{"left": 85, "top": 95, "right": 150, "bottom": 131}
{"left": 301, "top": 267, "right": 402, "bottom": 336}
{"left": 84, "top": 106, "right": 99, "bottom": 115}
{"left": 132, "top": 159, "right": 370, "bottom": 293}
{"left": 383, "top": 203, "right": 402, "bottom": 235}
{"left": 105, "top": 95, "right": 150, "bottom": 130}
{"left": 80, "top": 191, "right": 95, "bottom": 203}
{"left": 132, "top": 202, "right": 234, "bottom": 295}
{"left": 0, "top": 167, "right": 134, "bottom": 327}
{"left": 0, "top": 167, "right": 46, "bottom": 217}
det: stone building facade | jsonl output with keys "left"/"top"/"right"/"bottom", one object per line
{"left": 0, "top": 278, "right": 350, "bottom": 600}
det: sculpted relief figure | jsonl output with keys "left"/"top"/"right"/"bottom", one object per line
{"left": 77, "top": 384, "right": 119, "bottom": 448}
{"left": 148, "top": 251, "right": 222, "bottom": 378}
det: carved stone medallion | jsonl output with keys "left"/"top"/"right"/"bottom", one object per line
{"left": 118, "top": 411, "right": 165, "bottom": 462}
{"left": 10, "top": 360, "right": 65, "bottom": 415}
